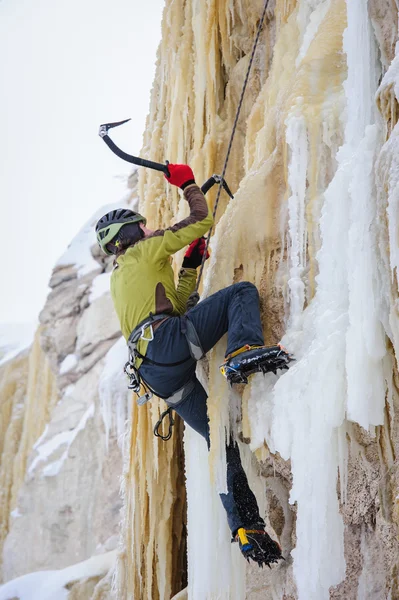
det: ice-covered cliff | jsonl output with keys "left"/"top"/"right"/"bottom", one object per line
{"left": 2, "top": 1, "right": 399, "bottom": 599}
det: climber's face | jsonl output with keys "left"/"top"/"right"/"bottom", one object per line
{"left": 139, "top": 222, "right": 154, "bottom": 237}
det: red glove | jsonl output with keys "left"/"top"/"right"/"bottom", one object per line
{"left": 182, "top": 237, "right": 210, "bottom": 269}
{"left": 165, "top": 164, "right": 195, "bottom": 189}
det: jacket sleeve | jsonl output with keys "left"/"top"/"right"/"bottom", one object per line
{"left": 174, "top": 267, "right": 197, "bottom": 314}
{"left": 152, "top": 184, "right": 213, "bottom": 262}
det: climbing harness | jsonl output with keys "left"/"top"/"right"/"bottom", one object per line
{"left": 124, "top": 313, "right": 204, "bottom": 439}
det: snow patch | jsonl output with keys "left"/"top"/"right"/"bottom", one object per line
{"left": 59, "top": 353, "right": 78, "bottom": 374}
{"left": 56, "top": 195, "right": 136, "bottom": 278}
{"left": 0, "top": 551, "right": 116, "bottom": 600}
{"left": 89, "top": 272, "right": 112, "bottom": 303}
{"left": 29, "top": 404, "right": 95, "bottom": 477}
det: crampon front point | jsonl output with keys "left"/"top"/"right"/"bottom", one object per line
{"left": 234, "top": 527, "right": 283, "bottom": 568}
{"left": 220, "top": 344, "right": 294, "bottom": 385}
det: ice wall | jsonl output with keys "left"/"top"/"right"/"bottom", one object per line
{"left": 118, "top": 0, "right": 399, "bottom": 599}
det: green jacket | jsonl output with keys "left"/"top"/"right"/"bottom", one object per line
{"left": 110, "top": 184, "right": 213, "bottom": 363}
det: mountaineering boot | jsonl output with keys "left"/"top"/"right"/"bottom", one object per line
{"left": 234, "top": 526, "right": 283, "bottom": 568}
{"left": 220, "top": 344, "right": 293, "bottom": 385}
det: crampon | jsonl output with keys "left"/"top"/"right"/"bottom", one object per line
{"left": 234, "top": 527, "right": 283, "bottom": 568}
{"left": 220, "top": 344, "right": 294, "bottom": 385}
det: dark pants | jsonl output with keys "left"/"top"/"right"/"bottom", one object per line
{"left": 139, "top": 282, "right": 265, "bottom": 533}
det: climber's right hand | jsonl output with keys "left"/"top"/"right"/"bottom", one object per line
{"left": 182, "top": 237, "right": 210, "bottom": 269}
{"left": 164, "top": 164, "right": 195, "bottom": 190}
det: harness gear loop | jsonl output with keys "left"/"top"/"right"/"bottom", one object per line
{"left": 154, "top": 407, "right": 175, "bottom": 441}
{"left": 193, "top": 0, "right": 271, "bottom": 299}
{"left": 124, "top": 360, "right": 153, "bottom": 405}
{"left": 124, "top": 313, "right": 170, "bottom": 406}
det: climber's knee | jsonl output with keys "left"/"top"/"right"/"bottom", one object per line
{"left": 233, "top": 281, "right": 259, "bottom": 296}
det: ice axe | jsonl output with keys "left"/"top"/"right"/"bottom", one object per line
{"left": 99, "top": 118, "right": 171, "bottom": 176}
{"left": 98, "top": 118, "right": 234, "bottom": 199}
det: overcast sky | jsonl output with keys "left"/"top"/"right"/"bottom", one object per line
{"left": 0, "top": 0, "right": 164, "bottom": 326}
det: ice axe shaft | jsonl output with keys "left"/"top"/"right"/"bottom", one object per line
{"left": 99, "top": 119, "right": 170, "bottom": 176}
{"left": 99, "top": 119, "right": 234, "bottom": 198}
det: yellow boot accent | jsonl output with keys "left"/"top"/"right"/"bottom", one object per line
{"left": 220, "top": 345, "right": 263, "bottom": 377}
{"left": 225, "top": 344, "right": 262, "bottom": 360}
{"left": 237, "top": 527, "right": 250, "bottom": 547}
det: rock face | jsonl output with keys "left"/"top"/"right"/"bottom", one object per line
{"left": 2, "top": 3, "right": 399, "bottom": 600}
{"left": 2, "top": 252, "right": 124, "bottom": 578}
{"left": 0, "top": 175, "right": 139, "bottom": 595}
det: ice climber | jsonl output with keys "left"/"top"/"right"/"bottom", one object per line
{"left": 95, "top": 163, "right": 289, "bottom": 567}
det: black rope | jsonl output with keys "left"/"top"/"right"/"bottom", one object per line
{"left": 195, "top": 0, "right": 271, "bottom": 292}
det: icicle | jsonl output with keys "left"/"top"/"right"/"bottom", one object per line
{"left": 98, "top": 337, "right": 130, "bottom": 450}
{"left": 185, "top": 425, "right": 246, "bottom": 600}
{"left": 285, "top": 113, "right": 308, "bottom": 329}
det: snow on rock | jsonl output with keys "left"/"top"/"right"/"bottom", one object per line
{"left": 75, "top": 293, "right": 120, "bottom": 358}
{"left": 59, "top": 353, "right": 78, "bottom": 374}
{"left": 56, "top": 193, "right": 136, "bottom": 278}
{"left": 89, "top": 272, "right": 112, "bottom": 304}
{"left": 28, "top": 404, "right": 95, "bottom": 478}
{"left": 0, "top": 550, "right": 116, "bottom": 600}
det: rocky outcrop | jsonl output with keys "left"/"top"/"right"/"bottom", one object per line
{"left": 0, "top": 174, "right": 140, "bottom": 593}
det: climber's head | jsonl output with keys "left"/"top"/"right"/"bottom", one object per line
{"left": 95, "top": 208, "right": 148, "bottom": 255}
